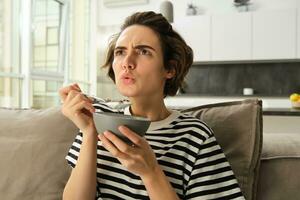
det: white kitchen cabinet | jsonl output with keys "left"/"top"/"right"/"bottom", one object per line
{"left": 173, "top": 16, "right": 210, "bottom": 62}
{"left": 211, "top": 12, "right": 252, "bottom": 61}
{"left": 173, "top": 9, "right": 298, "bottom": 63}
{"left": 252, "top": 9, "right": 297, "bottom": 60}
{"left": 297, "top": 8, "right": 300, "bottom": 58}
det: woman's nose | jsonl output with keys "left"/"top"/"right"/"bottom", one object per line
{"left": 122, "top": 53, "right": 136, "bottom": 70}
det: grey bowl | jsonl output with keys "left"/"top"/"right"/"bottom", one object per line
{"left": 93, "top": 112, "right": 150, "bottom": 144}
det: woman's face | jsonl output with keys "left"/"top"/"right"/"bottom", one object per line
{"left": 112, "top": 25, "right": 173, "bottom": 99}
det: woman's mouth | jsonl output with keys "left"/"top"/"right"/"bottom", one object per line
{"left": 121, "top": 74, "right": 135, "bottom": 85}
{"left": 122, "top": 77, "right": 135, "bottom": 84}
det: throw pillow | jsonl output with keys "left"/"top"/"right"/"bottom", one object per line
{"left": 182, "top": 99, "right": 262, "bottom": 200}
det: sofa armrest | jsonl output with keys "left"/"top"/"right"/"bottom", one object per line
{"left": 257, "top": 133, "right": 300, "bottom": 200}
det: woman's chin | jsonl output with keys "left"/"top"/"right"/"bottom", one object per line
{"left": 118, "top": 89, "right": 137, "bottom": 98}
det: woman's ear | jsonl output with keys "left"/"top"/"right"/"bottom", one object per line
{"left": 165, "top": 60, "right": 176, "bottom": 79}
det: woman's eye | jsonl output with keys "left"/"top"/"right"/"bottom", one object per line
{"left": 138, "top": 49, "right": 151, "bottom": 55}
{"left": 114, "top": 50, "right": 124, "bottom": 56}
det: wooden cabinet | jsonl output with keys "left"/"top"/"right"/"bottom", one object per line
{"left": 252, "top": 9, "right": 297, "bottom": 60}
{"left": 211, "top": 12, "right": 252, "bottom": 61}
{"left": 173, "top": 16, "right": 210, "bottom": 62}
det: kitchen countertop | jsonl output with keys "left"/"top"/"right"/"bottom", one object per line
{"left": 164, "top": 96, "right": 292, "bottom": 109}
{"left": 263, "top": 108, "right": 300, "bottom": 116}
{"left": 164, "top": 96, "right": 300, "bottom": 116}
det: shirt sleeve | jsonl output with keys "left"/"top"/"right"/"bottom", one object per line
{"left": 185, "top": 135, "right": 245, "bottom": 200}
{"left": 65, "top": 100, "right": 119, "bottom": 168}
{"left": 65, "top": 132, "right": 83, "bottom": 168}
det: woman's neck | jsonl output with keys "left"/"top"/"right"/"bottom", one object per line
{"left": 129, "top": 98, "right": 170, "bottom": 122}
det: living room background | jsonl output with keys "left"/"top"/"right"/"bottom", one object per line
{"left": 0, "top": 0, "right": 96, "bottom": 108}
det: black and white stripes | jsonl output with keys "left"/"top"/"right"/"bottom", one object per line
{"left": 66, "top": 102, "right": 245, "bottom": 200}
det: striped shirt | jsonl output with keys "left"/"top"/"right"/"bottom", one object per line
{"left": 66, "top": 101, "right": 245, "bottom": 200}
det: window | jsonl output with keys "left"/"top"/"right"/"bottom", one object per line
{"left": 32, "top": 79, "right": 62, "bottom": 108}
{"left": 30, "top": 0, "right": 92, "bottom": 108}
{"left": 0, "top": 0, "right": 22, "bottom": 108}
{"left": 32, "top": 0, "right": 60, "bottom": 72}
{"left": 0, "top": 1, "right": 3, "bottom": 69}
{"left": 0, "top": 0, "right": 94, "bottom": 109}
{"left": 0, "top": 77, "right": 22, "bottom": 107}
{"left": 31, "top": 0, "right": 64, "bottom": 108}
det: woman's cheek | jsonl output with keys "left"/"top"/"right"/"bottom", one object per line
{"left": 112, "top": 60, "right": 117, "bottom": 71}
{"left": 112, "top": 62, "right": 120, "bottom": 76}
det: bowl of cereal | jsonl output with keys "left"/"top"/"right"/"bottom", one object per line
{"left": 93, "top": 112, "right": 150, "bottom": 144}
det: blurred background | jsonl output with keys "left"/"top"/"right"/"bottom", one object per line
{"left": 1, "top": 0, "right": 300, "bottom": 109}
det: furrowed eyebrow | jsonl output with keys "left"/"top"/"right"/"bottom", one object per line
{"left": 114, "top": 45, "right": 156, "bottom": 52}
{"left": 134, "top": 45, "right": 156, "bottom": 52}
{"left": 114, "top": 46, "right": 126, "bottom": 51}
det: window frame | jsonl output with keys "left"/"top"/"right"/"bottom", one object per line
{"left": 0, "top": 0, "right": 97, "bottom": 108}
{"left": 18, "top": 0, "right": 68, "bottom": 108}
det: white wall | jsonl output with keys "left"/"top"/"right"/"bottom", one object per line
{"left": 98, "top": 0, "right": 300, "bottom": 26}
{"left": 96, "top": 0, "right": 300, "bottom": 101}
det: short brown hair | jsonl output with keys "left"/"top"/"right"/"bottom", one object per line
{"left": 102, "top": 11, "right": 193, "bottom": 96}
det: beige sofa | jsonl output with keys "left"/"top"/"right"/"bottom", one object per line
{"left": 0, "top": 99, "right": 299, "bottom": 200}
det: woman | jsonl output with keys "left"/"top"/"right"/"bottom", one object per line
{"left": 60, "top": 11, "right": 244, "bottom": 200}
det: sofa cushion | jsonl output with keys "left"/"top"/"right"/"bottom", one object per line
{"left": 0, "top": 107, "right": 78, "bottom": 200}
{"left": 257, "top": 133, "right": 300, "bottom": 200}
{"left": 182, "top": 99, "right": 262, "bottom": 200}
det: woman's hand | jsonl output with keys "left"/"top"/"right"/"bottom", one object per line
{"left": 98, "top": 126, "right": 159, "bottom": 178}
{"left": 59, "top": 83, "right": 96, "bottom": 134}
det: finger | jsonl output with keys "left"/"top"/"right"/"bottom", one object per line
{"left": 59, "top": 87, "right": 69, "bottom": 102}
{"left": 72, "top": 100, "right": 95, "bottom": 115}
{"left": 103, "top": 131, "right": 136, "bottom": 154}
{"left": 73, "top": 83, "right": 82, "bottom": 91}
{"left": 65, "top": 89, "right": 84, "bottom": 105}
{"left": 66, "top": 90, "right": 93, "bottom": 105}
{"left": 99, "top": 132, "right": 130, "bottom": 160}
{"left": 59, "top": 84, "right": 81, "bottom": 102}
{"left": 63, "top": 90, "right": 77, "bottom": 106}
{"left": 82, "top": 93, "right": 95, "bottom": 103}
{"left": 68, "top": 92, "right": 88, "bottom": 107}
{"left": 66, "top": 92, "right": 95, "bottom": 116}
{"left": 118, "top": 125, "right": 144, "bottom": 147}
